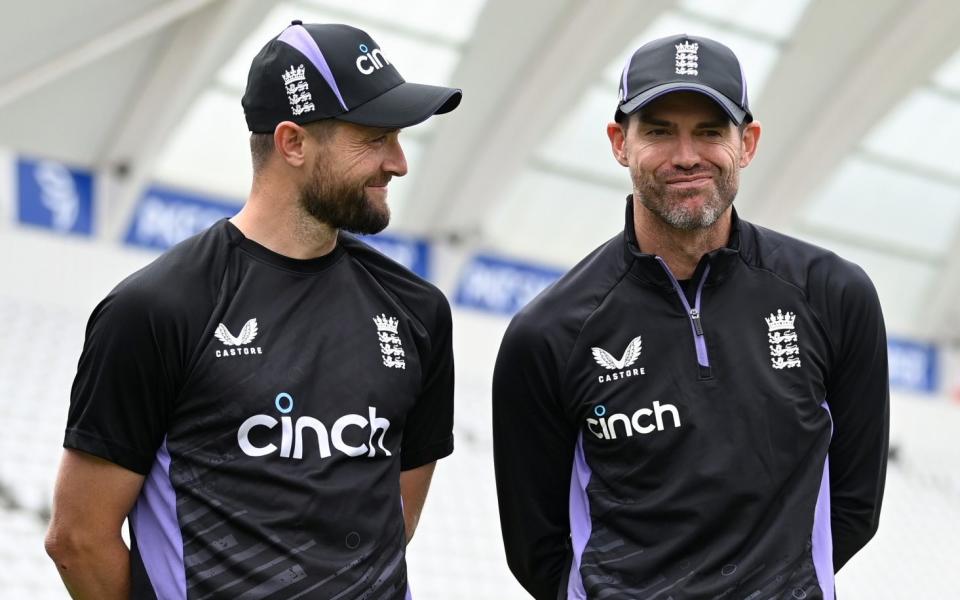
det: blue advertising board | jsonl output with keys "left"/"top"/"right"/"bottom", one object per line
{"left": 888, "top": 338, "right": 937, "bottom": 393}
{"left": 455, "top": 255, "right": 564, "bottom": 315}
{"left": 16, "top": 158, "right": 94, "bottom": 236}
{"left": 125, "top": 185, "right": 239, "bottom": 251}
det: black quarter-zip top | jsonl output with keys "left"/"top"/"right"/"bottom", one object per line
{"left": 493, "top": 197, "right": 889, "bottom": 600}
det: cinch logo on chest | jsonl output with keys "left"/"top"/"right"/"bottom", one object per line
{"left": 238, "top": 393, "right": 391, "bottom": 460}
{"left": 586, "top": 401, "right": 681, "bottom": 440}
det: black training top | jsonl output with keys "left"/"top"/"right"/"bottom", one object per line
{"left": 493, "top": 199, "right": 888, "bottom": 600}
{"left": 65, "top": 219, "right": 454, "bottom": 599}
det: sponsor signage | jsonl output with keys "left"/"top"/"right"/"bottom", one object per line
{"left": 888, "top": 338, "right": 937, "bottom": 393}
{"left": 16, "top": 158, "right": 94, "bottom": 236}
{"left": 125, "top": 185, "right": 238, "bottom": 250}
{"left": 455, "top": 255, "right": 563, "bottom": 315}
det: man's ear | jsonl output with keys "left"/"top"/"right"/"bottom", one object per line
{"left": 738, "top": 120, "right": 761, "bottom": 168}
{"left": 607, "top": 121, "right": 629, "bottom": 167}
{"left": 274, "top": 121, "right": 309, "bottom": 167}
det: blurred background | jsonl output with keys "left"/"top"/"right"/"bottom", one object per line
{"left": 1, "top": 0, "right": 959, "bottom": 597}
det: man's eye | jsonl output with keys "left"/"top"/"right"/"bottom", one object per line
{"left": 700, "top": 129, "right": 723, "bottom": 137}
{"left": 647, "top": 129, "right": 670, "bottom": 136}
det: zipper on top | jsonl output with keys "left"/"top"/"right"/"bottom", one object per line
{"left": 655, "top": 257, "right": 712, "bottom": 379}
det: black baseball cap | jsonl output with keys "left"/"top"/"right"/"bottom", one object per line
{"left": 242, "top": 21, "right": 462, "bottom": 133}
{"left": 615, "top": 34, "right": 752, "bottom": 125}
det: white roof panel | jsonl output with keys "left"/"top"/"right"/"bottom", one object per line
{"left": 862, "top": 89, "right": 960, "bottom": 179}
{"left": 483, "top": 168, "right": 626, "bottom": 267}
{"left": 933, "top": 46, "right": 960, "bottom": 92}
{"left": 153, "top": 90, "right": 252, "bottom": 200}
{"left": 536, "top": 85, "right": 627, "bottom": 185}
{"left": 302, "top": 0, "right": 485, "bottom": 44}
{"left": 678, "top": 0, "right": 811, "bottom": 40}
{"left": 802, "top": 156, "right": 960, "bottom": 259}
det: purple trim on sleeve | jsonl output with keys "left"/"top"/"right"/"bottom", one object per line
{"left": 566, "top": 433, "right": 592, "bottom": 600}
{"left": 278, "top": 25, "right": 349, "bottom": 111}
{"left": 405, "top": 583, "right": 413, "bottom": 599}
{"left": 130, "top": 439, "right": 186, "bottom": 600}
{"left": 812, "top": 402, "right": 835, "bottom": 600}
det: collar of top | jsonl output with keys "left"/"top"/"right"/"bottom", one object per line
{"left": 621, "top": 195, "right": 743, "bottom": 288}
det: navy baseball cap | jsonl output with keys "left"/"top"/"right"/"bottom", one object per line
{"left": 615, "top": 34, "right": 752, "bottom": 125}
{"left": 243, "top": 21, "right": 462, "bottom": 132}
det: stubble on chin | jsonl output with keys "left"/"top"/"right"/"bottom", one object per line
{"left": 632, "top": 168, "right": 739, "bottom": 232}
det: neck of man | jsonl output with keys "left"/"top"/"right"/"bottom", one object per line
{"left": 632, "top": 200, "right": 733, "bottom": 280}
{"left": 232, "top": 176, "right": 339, "bottom": 260}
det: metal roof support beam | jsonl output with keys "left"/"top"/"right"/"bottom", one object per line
{"left": 398, "top": 0, "right": 677, "bottom": 241}
{"left": 0, "top": 0, "right": 216, "bottom": 110}
{"left": 737, "top": 0, "right": 960, "bottom": 230}
{"left": 97, "top": 0, "right": 274, "bottom": 241}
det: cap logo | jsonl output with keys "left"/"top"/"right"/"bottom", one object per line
{"left": 675, "top": 41, "right": 699, "bottom": 76}
{"left": 356, "top": 43, "right": 391, "bottom": 75}
{"left": 282, "top": 64, "right": 315, "bottom": 116}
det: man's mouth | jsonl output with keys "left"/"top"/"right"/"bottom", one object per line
{"left": 366, "top": 177, "right": 392, "bottom": 188}
{"left": 663, "top": 173, "right": 713, "bottom": 190}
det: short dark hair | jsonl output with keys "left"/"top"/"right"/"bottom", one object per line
{"left": 249, "top": 119, "right": 339, "bottom": 174}
{"left": 249, "top": 132, "right": 274, "bottom": 173}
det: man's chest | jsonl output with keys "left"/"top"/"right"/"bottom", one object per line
{"left": 169, "top": 273, "right": 425, "bottom": 460}
{"left": 564, "top": 282, "right": 832, "bottom": 463}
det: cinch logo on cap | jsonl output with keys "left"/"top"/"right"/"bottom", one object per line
{"left": 356, "top": 43, "right": 391, "bottom": 75}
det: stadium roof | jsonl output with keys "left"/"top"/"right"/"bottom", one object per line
{"left": 2, "top": 0, "right": 960, "bottom": 339}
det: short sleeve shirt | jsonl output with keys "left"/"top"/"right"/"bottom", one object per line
{"left": 65, "top": 220, "right": 454, "bottom": 599}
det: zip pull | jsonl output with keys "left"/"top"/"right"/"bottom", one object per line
{"left": 690, "top": 309, "right": 704, "bottom": 336}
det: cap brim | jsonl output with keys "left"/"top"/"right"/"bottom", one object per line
{"left": 335, "top": 82, "right": 461, "bottom": 129}
{"left": 617, "top": 82, "right": 748, "bottom": 125}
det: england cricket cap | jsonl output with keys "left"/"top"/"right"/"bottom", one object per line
{"left": 242, "top": 21, "right": 462, "bottom": 132}
{"left": 615, "top": 34, "right": 752, "bottom": 125}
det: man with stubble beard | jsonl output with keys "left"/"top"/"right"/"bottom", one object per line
{"left": 46, "top": 22, "right": 460, "bottom": 599}
{"left": 494, "top": 35, "right": 888, "bottom": 600}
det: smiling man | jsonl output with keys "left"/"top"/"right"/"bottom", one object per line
{"left": 493, "top": 35, "right": 888, "bottom": 600}
{"left": 46, "top": 22, "right": 460, "bottom": 599}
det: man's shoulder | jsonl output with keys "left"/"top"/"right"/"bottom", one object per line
{"left": 108, "top": 220, "right": 233, "bottom": 317}
{"left": 508, "top": 231, "right": 628, "bottom": 345}
{"left": 339, "top": 233, "right": 451, "bottom": 327}
{"left": 741, "top": 220, "right": 878, "bottom": 319}
{"left": 742, "top": 220, "right": 872, "bottom": 290}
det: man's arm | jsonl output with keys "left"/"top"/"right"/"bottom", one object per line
{"left": 400, "top": 461, "right": 436, "bottom": 543}
{"left": 493, "top": 317, "right": 577, "bottom": 600}
{"left": 826, "top": 265, "right": 889, "bottom": 571}
{"left": 398, "top": 294, "right": 454, "bottom": 542}
{"left": 45, "top": 449, "right": 145, "bottom": 599}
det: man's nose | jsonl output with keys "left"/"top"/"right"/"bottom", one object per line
{"left": 671, "top": 134, "right": 701, "bottom": 170}
{"left": 385, "top": 138, "right": 408, "bottom": 177}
